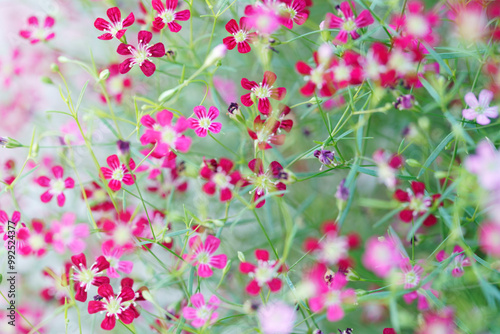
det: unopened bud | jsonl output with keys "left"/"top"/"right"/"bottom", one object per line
{"left": 41, "top": 76, "right": 54, "bottom": 84}
{"left": 158, "top": 87, "right": 179, "bottom": 102}
{"left": 237, "top": 251, "right": 246, "bottom": 262}
{"left": 57, "top": 56, "right": 70, "bottom": 63}
{"left": 50, "top": 63, "right": 60, "bottom": 72}
{"left": 345, "top": 268, "right": 360, "bottom": 281}
{"left": 3, "top": 137, "right": 23, "bottom": 149}
{"left": 405, "top": 159, "right": 421, "bottom": 168}
{"left": 318, "top": 43, "right": 333, "bottom": 66}
{"left": 99, "top": 69, "right": 110, "bottom": 81}
{"left": 204, "top": 44, "right": 227, "bottom": 67}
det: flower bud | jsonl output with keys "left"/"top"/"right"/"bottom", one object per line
{"left": 204, "top": 44, "right": 227, "bottom": 67}
{"left": 3, "top": 137, "right": 23, "bottom": 149}
{"left": 50, "top": 63, "right": 60, "bottom": 72}
{"left": 237, "top": 251, "right": 246, "bottom": 262}
{"left": 318, "top": 43, "right": 333, "bottom": 66}
{"left": 99, "top": 69, "right": 110, "bottom": 81}
{"left": 405, "top": 159, "right": 421, "bottom": 168}
{"left": 41, "top": 76, "right": 54, "bottom": 84}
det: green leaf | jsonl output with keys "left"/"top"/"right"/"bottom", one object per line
{"left": 417, "top": 132, "right": 454, "bottom": 178}
{"left": 75, "top": 80, "right": 89, "bottom": 115}
{"left": 419, "top": 77, "right": 441, "bottom": 105}
{"left": 423, "top": 42, "right": 453, "bottom": 76}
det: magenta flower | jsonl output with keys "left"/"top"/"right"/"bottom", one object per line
{"left": 19, "top": 16, "right": 55, "bottom": 44}
{"left": 182, "top": 293, "right": 220, "bottom": 328}
{"left": 94, "top": 7, "right": 135, "bottom": 40}
{"left": 417, "top": 307, "right": 456, "bottom": 334}
{"left": 0, "top": 210, "right": 20, "bottom": 248}
{"left": 308, "top": 264, "right": 356, "bottom": 322}
{"left": 187, "top": 106, "right": 222, "bottom": 137}
{"left": 373, "top": 149, "right": 404, "bottom": 189}
{"left": 117, "top": 30, "right": 165, "bottom": 77}
{"left": 436, "top": 245, "right": 472, "bottom": 277}
{"left": 50, "top": 213, "right": 89, "bottom": 254}
{"left": 244, "top": 4, "right": 281, "bottom": 34}
{"left": 71, "top": 253, "right": 110, "bottom": 302}
{"left": 399, "top": 258, "right": 424, "bottom": 289}
{"left": 36, "top": 166, "right": 75, "bottom": 207}
{"left": 326, "top": 1, "right": 374, "bottom": 43}
{"left": 152, "top": 0, "right": 190, "bottom": 32}
{"left": 183, "top": 235, "right": 227, "bottom": 278}
{"left": 100, "top": 154, "right": 136, "bottom": 191}
{"left": 393, "top": 181, "right": 440, "bottom": 226}
{"left": 362, "top": 236, "right": 402, "bottom": 278}
{"left": 199, "top": 158, "right": 244, "bottom": 202}
{"left": 462, "top": 89, "right": 498, "bottom": 125}
{"left": 239, "top": 249, "right": 282, "bottom": 295}
{"left": 241, "top": 71, "right": 287, "bottom": 115}
{"left": 247, "top": 158, "right": 287, "bottom": 208}
{"left": 278, "top": 0, "right": 309, "bottom": 29}
{"left": 102, "top": 240, "right": 133, "bottom": 278}
{"left": 403, "top": 281, "right": 438, "bottom": 311}
{"left": 88, "top": 283, "right": 137, "bottom": 330}
{"left": 140, "top": 110, "right": 192, "bottom": 158}
{"left": 222, "top": 17, "right": 256, "bottom": 54}
{"left": 479, "top": 222, "right": 500, "bottom": 258}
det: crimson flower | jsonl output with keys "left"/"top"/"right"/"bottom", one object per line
{"left": 94, "top": 7, "right": 135, "bottom": 40}
{"left": 239, "top": 249, "right": 282, "bottom": 295}
{"left": 222, "top": 17, "right": 256, "bottom": 54}
{"left": 394, "top": 181, "right": 441, "bottom": 226}
{"left": 101, "top": 154, "right": 136, "bottom": 191}
{"left": 71, "top": 253, "right": 110, "bottom": 302}
{"left": 247, "top": 158, "right": 287, "bottom": 208}
{"left": 88, "top": 283, "right": 137, "bottom": 330}
{"left": 247, "top": 115, "right": 286, "bottom": 150}
{"left": 326, "top": 1, "right": 374, "bottom": 43}
{"left": 241, "top": 71, "right": 286, "bottom": 115}
{"left": 200, "top": 158, "right": 244, "bottom": 202}
{"left": 152, "top": 0, "right": 190, "bottom": 32}
{"left": 117, "top": 30, "right": 165, "bottom": 77}
{"left": 36, "top": 166, "right": 74, "bottom": 207}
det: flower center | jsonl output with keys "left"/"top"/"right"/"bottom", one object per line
{"left": 404, "top": 271, "right": 419, "bottom": 287}
{"left": 253, "top": 174, "right": 272, "bottom": 195}
{"left": 234, "top": 30, "right": 248, "bottom": 43}
{"left": 74, "top": 266, "right": 95, "bottom": 288}
{"left": 320, "top": 237, "right": 348, "bottom": 265}
{"left": 310, "top": 67, "right": 325, "bottom": 87}
{"left": 109, "top": 22, "right": 124, "bottom": 37}
{"left": 199, "top": 117, "right": 212, "bottom": 129}
{"left": 325, "top": 290, "right": 341, "bottom": 306}
{"left": 213, "top": 172, "right": 230, "bottom": 188}
{"left": 252, "top": 260, "right": 276, "bottom": 286}
{"left": 105, "top": 296, "right": 124, "bottom": 316}
{"left": 279, "top": 4, "right": 297, "bottom": 19}
{"left": 475, "top": 105, "right": 485, "bottom": 114}
{"left": 161, "top": 127, "right": 178, "bottom": 145}
{"left": 113, "top": 225, "right": 132, "bottom": 246}
{"left": 50, "top": 179, "right": 66, "bottom": 195}
{"left": 130, "top": 42, "right": 151, "bottom": 67}
{"left": 197, "top": 251, "right": 210, "bottom": 264}
{"left": 112, "top": 167, "right": 124, "bottom": 181}
{"left": 333, "top": 64, "right": 351, "bottom": 82}
{"left": 405, "top": 15, "right": 428, "bottom": 38}
{"left": 252, "top": 85, "right": 271, "bottom": 99}
{"left": 28, "top": 234, "right": 45, "bottom": 250}
{"left": 196, "top": 305, "right": 211, "bottom": 320}
{"left": 161, "top": 10, "right": 175, "bottom": 23}
{"left": 409, "top": 196, "right": 429, "bottom": 213}
{"left": 342, "top": 18, "right": 357, "bottom": 32}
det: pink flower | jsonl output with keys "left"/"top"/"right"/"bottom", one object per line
{"left": 101, "top": 240, "right": 134, "bottom": 278}
{"left": 88, "top": 283, "right": 137, "bottom": 330}
{"left": 277, "top": 0, "right": 309, "bottom": 29}
{"left": 416, "top": 307, "right": 456, "bottom": 334}
{"left": 326, "top": 2, "right": 374, "bottom": 43}
{"left": 436, "top": 245, "right": 472, "bottom": 277}
{"left": 399, "top": 258, "right": 423, "bottom": 289}
{"left": 403, "top": 281, "right": 438, "bottom": 311}
{"left": 183, "top": 235, "right": 227, "bottom": 278}
{"left": 117, "top": 30, "right": 165, "bottom": 77}
{"left": 182, "top": 293, "right": 220, "bottom": 328}
{"left": 36, "top": 166, "right": 75, "bottom": 207}
{"left": 0, "top": 210, "right": 20, "bottom": 249}
{"left": 258, "top": 301, "right": 296, "bottom": 334}
{"left": 362, "top": 236, "right": 402, "bottom": 278}
{"left": 19, "top": 16, "right": 55, "bottom": 44}
{"left": 465, "top": 140, "right": 500, "bottom": 191}
{"left": 101, "top": 154, "right": 136, "bottom": 191}
{"left": 140, "top": 110, "right": 192, "bottom": 158}
{"left": 222, "top": 17, "right": 256, "bottom": 54}
{"left": 373, "top": 149, "right": 404, "bottom": 189}
{"left": 94, "top": 7, "right": 135, "bottom": 40}
{"left": 296, "top": 49, "right": 336, "bottom": 97}
{"left": 152, "top": 0, "right": 190, "bottom": 32}
{"left": 239, "top": 249, "right": 282, "bottom": 295}
{"left": 241, "top": 71, "right": 286, "bottom": 115}
{"left": 462, "top": 89, "right": 499, "bottom": 125}
{"left": 187, "top": 106, "right": 222, "bottom": 137}
{"left": 247, "top": 158, "right": 287, "bottom": 208}
{"left": 51, "top": 213, "right": 89, "bottom": 254}
{"left": 200, "top": 158, "right": 244, "bottom": 202}
{"left": 22, "top": 219, "right": 51, "bottom": 257}
{"left": 329, "top": 50, "right": 364, "bottom": 88}
{"left": 307, "top": 264, "right": 356, "bottom": 322}
{"left": 71, "top": 253, "right": 110, "bottom": 302}
{"left": 244, "top": 4, "right": 282, "bottom": 34}
{"left": 303, "top": 222, "right": 349, "bottom": 267}
{"left": 479, "top": 222, "right": 500, "bottom": 257}
{"left": 247, "top": 116, "right": 286, "bottom": 150}
{"left": 391, "top": 1, "right": 440, "bottom": 46}
{"left": 41, "top": 263, "right": 72, "bottom": 305}
{"left": 1, "top": 213, "right": 31, "bottom": 256}
{"left": 99, "top": 210, "right": 147, "bottom": 251}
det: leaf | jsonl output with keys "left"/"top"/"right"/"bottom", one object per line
{"left": 74, "top": 81, "right": 89, "bottom": 115}
{"left": 45, "top": 110, "right": 72, "bottom": 116}
{"left": 423, "top": 42, "right": 453, "bottom": 76}
{"left": 419, "top": 77, "right": 441, "bottom": 105}
{"left": 417, "top": 132, "right": 454, "bottom": 178}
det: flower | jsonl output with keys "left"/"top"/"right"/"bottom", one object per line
{"left": 19, "top": 16, "right": 55, "bottom": 44}
{"left": 102, "top": 240, "right": 133, "bottom": 278}
{"left": 247, "top": 115, "right": 286, "bottom": 150}
{"left": 36, "top": 166, "right": 75, "bottom": 207}
{"left": 436, "top": 245, "right": 472, "bottom": 277}
{"left": 200, "top": 158, "right": 244, "bottom": 202}
{"left": 277, "top": 0, "right": 309, "bottom": 29}
{"left": 373, "top": 149, "right": 404, "bottom": 189}
{"left": 71, "top": 253, "right": 110, "bottom": 302}
{"left": 117, "top": 30, "right": 165, "bottom": 77}
{"left": 258, "top": 301, "right": 296, "bottom": 334}
{"left": 362, "top": 236, "right": 402, "bottom": 278}
{"left": 94, "top": 7, "right": 135, "bottom": 40}
{"left": 303, "top": 222, "right": 350, "bottom": 267}
{"left": 391, "top": 1, "right": 440, "bottom": 45}
{"left": 416, "top": 307, "right": 456, "bottom": 334}
{"left": 296, "top": 48, "right": 337, "bottom": 97}
{"left": 182, "top": 293, "right": 220, "bottom": 328}
{"left": 479, "top": 222, "right": 500, "bottom": 257}
{"left": 326, "top": 2, "right": 374, "bottom": 43}
{"left": 393, "top": 181, "right": 440, "bottom": 226}
{"left": 239, "top": 249, "right": 282, "bottom": 295}
{"left": 50, "top": 213, "right": 89, "bottom": 254}
{"left": 152, "top": 0, "right": 190, "bottom": 32}
{"left": 41, "top": 263, "right": 72, "bottom": 305}
{"left": 314, "top": 149, "right": 335, "bottom": 170}
{"left": 247, "top": 158, "right": 287, "bottom": 208}
{"left": 222, "top": 17, "right": 256, "bottom": 53}
{"left": 244, "top": 4, "right": 282, "bottom": 34}
{"left": 241, "top": 71, "right": 287, "bottom": 115}
{"left": 394, "top": 94, "right": 415, "bottom": 110}
{"left": 88, "top": 283, "right": 137, "bottom": 330}
{"left": 399, "top": 258, "right": 423, "bottom": 289}
{"left": 100, "top": 154, "right": 136, "bottom": 191}
{"left": 140, "top": 110, "right": 192, "bottom": 158}
{"left": 99, "top": 210, "right": 147, "bottom": 251}
{"left": 187, "top": 106, "right": 222, "bottom": 137}
{"left": 335, "top": 179, "right": 350, "bottom": 201}
{"left": 465, "top": 140, "right": 500, "bottom": 191}
{"left": 462, "top": 89, "right": 498, "bottom": 125}
{"left": 183, "top": 235, "right": 228, "bottom": 277}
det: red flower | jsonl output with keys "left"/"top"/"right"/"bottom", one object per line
{"left": 94, "top": 7, "right": 135, "bottom": 40}
{"left": 247, "top": 158, "right": 287, "bottom": 208}
{"left": 200, "top": 158, "right": 244, "bottom": 202}
{"left": 88, "top": 283, "right": 137, "bottom": 330}
{"left": 241, "top": 71, "right": 287, "bottom": 115}
{"left": 71, "top": 253, "right": 110, "bottom": 302}
{"left": 152, "top": 0, "right": 190, "bottom": 32}
{"left": 101, "top": 154, "right": 136, "bottom": 192}
{"left": 36, "top": 166, "right": 74, "bottom": 207}
{"left": 329, "top": 50, "right": 364, "bottom": 89}
{"left": 326, "top": 1, "right": 374, "bottom": 43}
{"left": 394, "top": 181, "right": 440, "bottom": 226}
{"left": 222, "top": 17, "right": 256, "bottom": 54}
{"left": 239, "top": 249, "right": 282, "bottom": 295}
{"left": 247, "top": 115, "right": 286, "bottom": 150}
{"left": 117, "top": 30, "right": 165, "bottom": 77}
{"left": 278, "top": 0, "right": 309, "bottom": 29}
{"left": 296, "top": 51, "right": 336, "bottom": 97}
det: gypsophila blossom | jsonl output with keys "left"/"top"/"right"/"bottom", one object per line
{"left": 223, "top": 17, "right": 256, "bottom": 54}
{"left": 19, "top": 16, "right": 55, "bottom": 44}
{"left": 258, "top": 301, "right": 296, "bottom": 334}
{"left": 71, "top": 253, "right": 110, "bottom": 302}
{"left": 239, "top": 249, "right": 282, "bottom": 295}
{"left": 94, "top": 7, "right": 135, "bottom": 40}
{"left": 100, "top": 154, "right": 136, "bottom": 191}
{"left": 182, "top": 293, "right": 220, "bottom": 328}
{"left": 88, "top": 283, "right": 137, "bottom": 330}
{"left": 247, "top": 158, "right": 287, "bottom": 208}
{"left": 462, "top": 89, "right": 498, "bottom": 125}
{"left": 187, "top": 105, "right": 222, "bottom": 137}
{"left": 152, "top": 0, "right": 190, "bottom": 32}
{"left": 36, "top": 166, "right": 75, "bottom": 207}
{"left": 326, "top": 2, "right": 374, "bottom": 43}
{"left": 241, "top": 71, "right": 287, "bottom": 115}
{"left": 183, "top": 235, "right": 228, "bottom": 277}
{"left": 117, "top": 30, "right": 165, "bottom": 77}
{"left": 436, "top": 245, "right": 472, "bottom": 277}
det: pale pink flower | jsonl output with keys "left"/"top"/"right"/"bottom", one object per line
{"left": 258, "top": 301, "right": 296, "bottom": 334}
{"left": 479, "top": 222, "right": 500, "bottom": 257}
{"left": 183, "top": 235, "right": 227, "bottom": 277}
{"left": 51, "top": 213, "right": 89, "bottom": 254}
{"left": 36, "top": 166, "right": 75, "bottom": 207}
{"left": 182, "top": 293, "right": 220, "bottom": 328}
{"left": 465, "top": 140, "right": 500, "bottom": 191}
{"left": 244, "top": 4, "right": 281, "bottom": 34}
{"left": 362, "top": 236, "right": 402, "bottom": 278}
{"left": 399, "top": 258, "right": 423, "bottom": 289}
{"left": 416, "top": 307, "right": 456, "bottom": 334}
{"left": 462, "top": 89, "right": 498, "bottom": 125}
{"left": 403, "top": 281, "right": 438, "bottom": 311}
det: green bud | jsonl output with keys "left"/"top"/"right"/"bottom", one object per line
{"left": 99, "top": 69, "right": 110, "bottom": 81}
{"left": 41, "top": 76, "right": 54, "bottom": 84}
{"left": 4, "top": 137, "right": 23, "bottom": 149}
{"left": 237, "top": 251, "right": 246, "bottom": 263}
{"left": 50, "top": 63, "right": 60, "bottom": 72}
{"left": 57, "top": 56, "right": 70, "bottom": 63}
{"left": 405, "top": 159, "right": 421, "bottom": 167}
{"left": 418, "top": 116, "right": 430, "bottom": 130}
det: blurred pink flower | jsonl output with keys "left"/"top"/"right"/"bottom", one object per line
{"left": 258, "top": 301, "right": 296, "bottom": 334}
{"left": 182, "top": 293, "right": 220, "bottom": 328}
{"left": 465, "top": 140, "right": 500, "bottom": 191}
{"left": 51, "top": 213, "right": 89, "bottom": 254}
{"left": 462, "top": 89, "right": 498, "bottom": 125}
